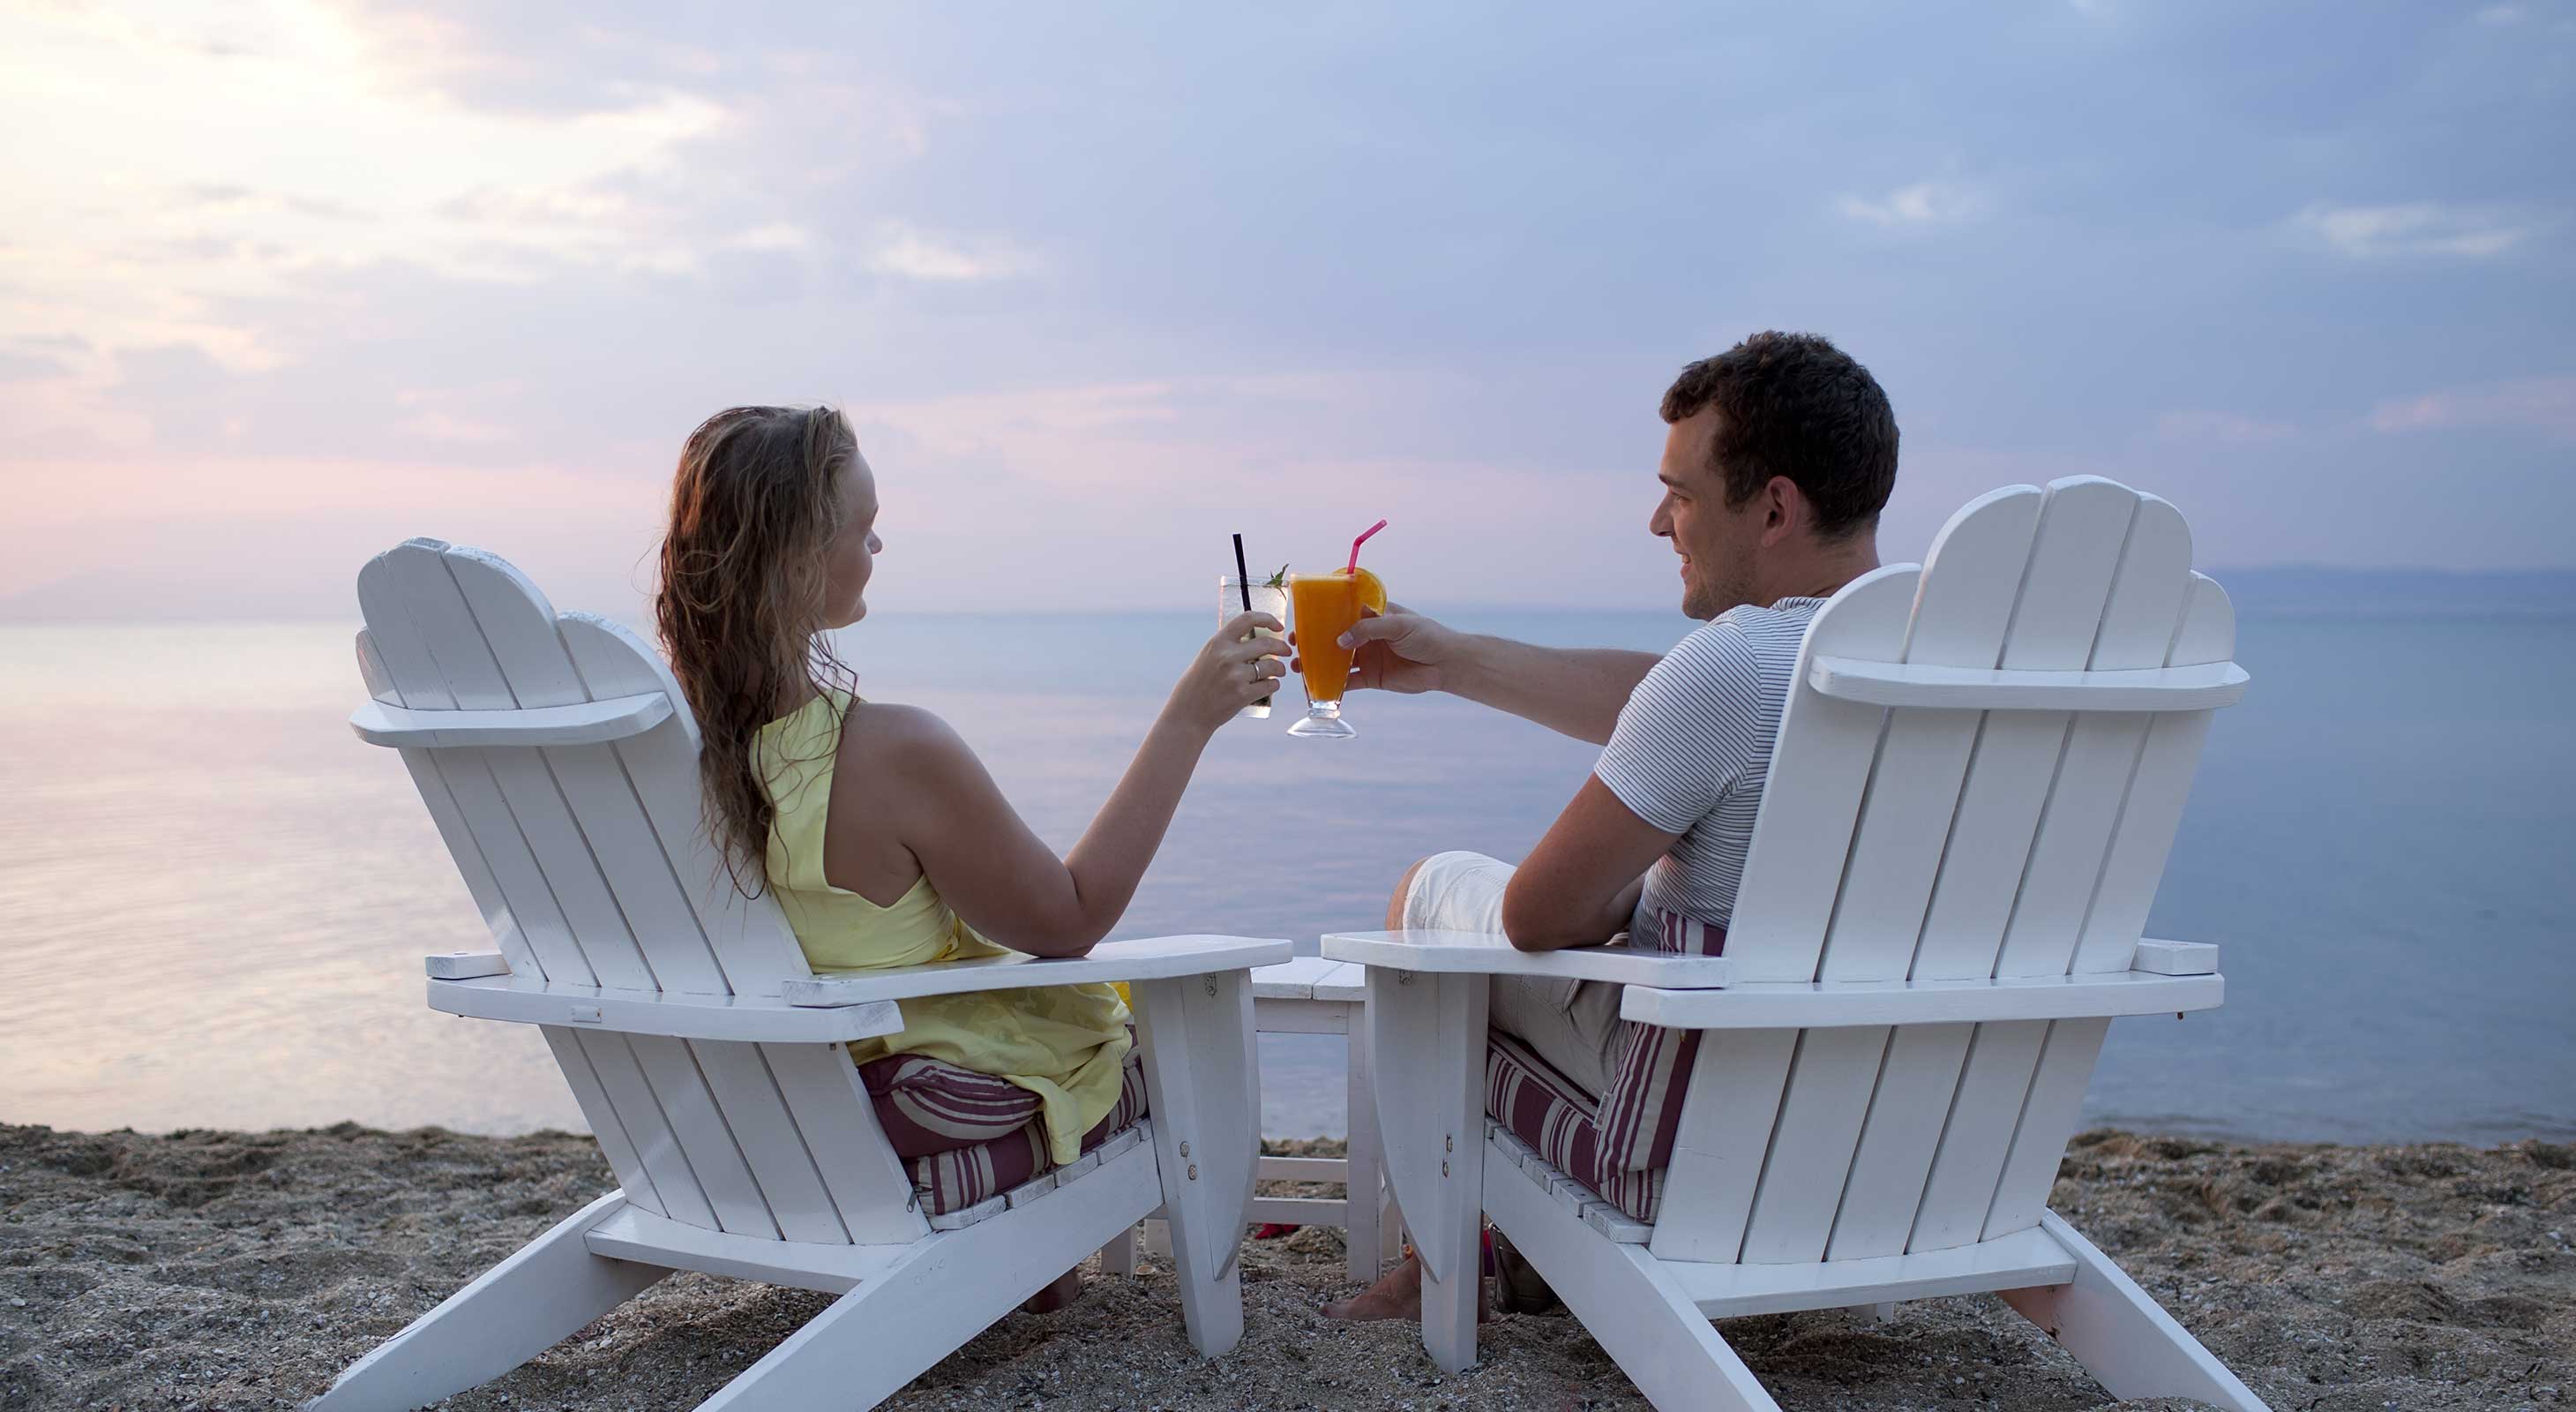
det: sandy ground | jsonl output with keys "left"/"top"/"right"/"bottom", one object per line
{"left": 0, "top": 1123, "right": 2567, "bottom": 1411}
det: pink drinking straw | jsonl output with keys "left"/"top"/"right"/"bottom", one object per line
{"left": 1344, "top": 519, "right": 1389, "bottom": 573}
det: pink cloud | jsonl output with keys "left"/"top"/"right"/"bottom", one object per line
{"left": 2156, "top": 410, "right": 2298, "bottom": 445}
{"left": 2367, "top": 376, "right": 2576, "bottom": 440}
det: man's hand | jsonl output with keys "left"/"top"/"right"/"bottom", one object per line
{"left": 1292, "top": 601, "right": 1457, "bottom": 695}
{"left": 1296, "top": 602, "right": 1659, "bottom": 744}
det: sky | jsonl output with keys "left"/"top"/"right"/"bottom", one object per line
{"left": 2, "top": 0, "right": 2571, "bottom": 620}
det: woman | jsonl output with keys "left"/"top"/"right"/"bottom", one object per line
{"left": 655, "top": 404, "right": 1285, "bottom": 1308}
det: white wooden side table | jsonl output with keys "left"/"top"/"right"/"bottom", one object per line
{"left": 1107, "top": 955, "right": 1400, "bottom": 1284}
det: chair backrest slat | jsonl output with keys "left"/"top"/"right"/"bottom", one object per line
{"left": 1647, "top": 1031, "right": 1798, "bottom": 1262}
{"left": 398, "top": 545, "right": 667, "bottom": 993}
{"left": 1911, "top": 477, "right": 2140, "bottom": 980}
{"left": 764, "top": 1040, "right": 937, "bottom": 1245}
{"left": 1794, "top": 490, "right": 2048, "bottom": 1262}
{"left": 1672, "top": 477, "right": 2237, "bottom": 1265}
{"left": 569, "top": 1028, "right": 723, "bottom": 1229}
{"left": 554, "top": 614, "right": 818, "bottom": 996}
{"left": 1727, "top": 551, "right": 1906, "bottom": 1259}
{"left": 445, "top": 550, "right": 734, "bottom": 995}
{"left": 356, "top": 628, "right": 535, "bottom": 973}
{"left": 1817, "top": 485, "right": 2043, "bottom": 980}
{"left": 357, "top": 544, "right": 599, "bottom": 988}
{"left": 1902, "top": 480, "right": 2178, "bottom": 1254}
{"left": 625, "top": 1033, "right": 785, "bottom": 1238}
{"left": 1721, "top": 568, "right": 1917, "bottom": 983}
{"left": 2071, "top": 574, "right": 2237, "bottom": 974}
{"left": 541, "top": 1026, "right": 670, "bottom": 1218}
{"left": 1820, "top": 1021, "right": 1975, "bottom": 1259}
{"left": 1736, "top": 1024, "right": 1888, "bottom": 1263}
{"left": 1991, "top": 492, "right": 2191, "bottom": 980}
{"left": 1977, "top": 567, "right": 2242, "bottom": 1243}
{"left": 355, "top": 540, "right": 929, "bottom": 1245}
{"left": 1978, "top": 1015, "right": 2112, "bottom": 1240}
{"left": 691, "top": 1042, "right": 859, "bottom": 1244}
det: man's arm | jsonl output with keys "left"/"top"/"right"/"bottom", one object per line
{"left": 1505, "top": 617, "right": 1764, "bottom": 949}
{"left": 1439, "top": 635, "right": 1662, "bottom": 745}
{"left": 1327, "top": 604, "right": 1659, "bottom": 745}
{"left": 1500, "top": 775, "right": 1676, "bottom": 950}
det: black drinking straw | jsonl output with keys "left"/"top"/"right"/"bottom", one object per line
{"left": 1232, "top": 533, "right": 1270, "bottom": 707}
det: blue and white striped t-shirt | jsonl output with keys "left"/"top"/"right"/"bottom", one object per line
{"left": 1593, "top": 597, "right": 1827, "bottom": 933}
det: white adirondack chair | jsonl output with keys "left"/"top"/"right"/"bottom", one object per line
{"left": 317, "top": 538, "right": 1286, "bottom": 1412}
{"left": 1323, "top": 477, "right": 2272, "bottom": 1411}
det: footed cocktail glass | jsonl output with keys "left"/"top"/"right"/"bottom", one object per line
{"left": 1286, "top": 570, "right": 1373, "bottom": 739}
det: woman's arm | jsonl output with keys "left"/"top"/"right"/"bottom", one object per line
{"left": 845, "top": 614, "right": 1286, "bottom": 958}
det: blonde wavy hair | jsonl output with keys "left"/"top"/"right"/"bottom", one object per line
{"left": 655, "top": 405, "right": 859, "bottom": 897}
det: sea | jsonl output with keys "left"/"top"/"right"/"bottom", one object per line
{"left": 2, "top": 608, "right": 2570, "bottom": 1146}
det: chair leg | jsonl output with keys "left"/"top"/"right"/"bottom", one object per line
{"left": 1486, "top": 1165, "right": 1780, "bottom": 1412}
{"left": 1414, "top": 976, "right": 1489, "bottom": 1372}
{"left": 1164, "top": 1220, "right": 1247, "bottom": 1358}
{"left": 1367, "top": 966, "right": 1491, "bottom": 1372}
{"left": 700, "top": 1145, "right": 1173, "bottom": 1410}
{"left": 2003, "top": 1213, "right": 2272, "bottom": 1412}
{"left": 1344, "top": 1016, "right": 1385, "bottom": 1284}
{"left": 692, "top": 1247, "right": 971, "bottom": 1411}
{"left": 1134, "top": 973, "right": 1257, "bottom": 1359}
{"left": 1098, "top": 1225, "right": 1137, "bottom": 1276}
{"left": 310, "top": 1191, "right": 664, "bottom": 1411}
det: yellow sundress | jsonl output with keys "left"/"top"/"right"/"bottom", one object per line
{"left": 754, "top": 689, "right": 1132, "bottom": 1164}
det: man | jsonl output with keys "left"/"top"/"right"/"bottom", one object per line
{"left": 1314, "top": 330, "right": 1898, "bottom": 1319}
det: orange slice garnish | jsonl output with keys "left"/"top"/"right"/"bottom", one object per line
{"left": 1346, "top": 567, "right": 1388, "bottom": 614}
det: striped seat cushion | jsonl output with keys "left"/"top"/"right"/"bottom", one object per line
{"left": 861, "top": 1024, "right": 1135, "bottom": 1160}
{"left": 1486, "top": 1029, "right": 1663, "bottom": 1222}
{"left": 1485, "top": 907, "right": 1726, "bottom": 1225}
{"left": 860, "top": 1053, "right": 1043, "bottom": 1158}
{"left": 907, "top": 1040, "right": 1149, "bottom": 1216}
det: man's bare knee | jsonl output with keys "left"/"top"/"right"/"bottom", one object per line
{"left": 1386, "top": 854, "right": 1436, "bottom": 930}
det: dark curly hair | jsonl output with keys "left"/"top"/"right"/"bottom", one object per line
{"left": 1659, "top": 331, "right": 1898, "bottom": 540}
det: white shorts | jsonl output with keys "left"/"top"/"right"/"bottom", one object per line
{"left": 1401, "top": 851, "right": 1625, "bottom": 1100}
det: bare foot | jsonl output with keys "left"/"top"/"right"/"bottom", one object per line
{"left": 1321, "top": 1254, "right": 1492, "bottom": 1322}
{"left": 1019, "top": 1266, "right": 1083, "bottom": 1314}
{"left": 1322, "top": 1254, "right": 1422, "bottom": 1321}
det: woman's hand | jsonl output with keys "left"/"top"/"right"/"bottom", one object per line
{"left": 1172, "top": 611, "right": 1291, "bottom": 732}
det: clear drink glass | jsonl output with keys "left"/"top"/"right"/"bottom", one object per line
{"left": 1218, "top": 576, "right": 1290, "bottom": 720}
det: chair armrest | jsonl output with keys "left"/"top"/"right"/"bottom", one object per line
{"left": 351, "top": 693, "right": 672, "bottom": 748}
{"left": 781, "top": 935, "right": 1293, "bottom": 1008}
{"left": 1805, "top": 656, "right": 2250, "bottom": 712}
{"left": 1617, "top": 968, "right": 2223, "bottom": 1030}
{"left": 428, "top": 974, "right": 906, "bottom": 1042}
{"left": 1320, "top": 929, "right": 1732, "bottom": 988}
{"left": 2130, "top": 939, "right": 2218, "bottom": 975}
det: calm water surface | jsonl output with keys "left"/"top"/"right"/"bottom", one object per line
{"left": 2, "top": 612, "right": 2569, "bottom": 1145}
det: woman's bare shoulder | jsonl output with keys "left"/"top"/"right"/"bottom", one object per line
{"left": 835, "top": 700, "right": 973, "bottom": 777}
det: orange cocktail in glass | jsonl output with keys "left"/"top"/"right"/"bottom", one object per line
{"left": 1287, "top": 568, "right": 1383, "bottom": 739}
